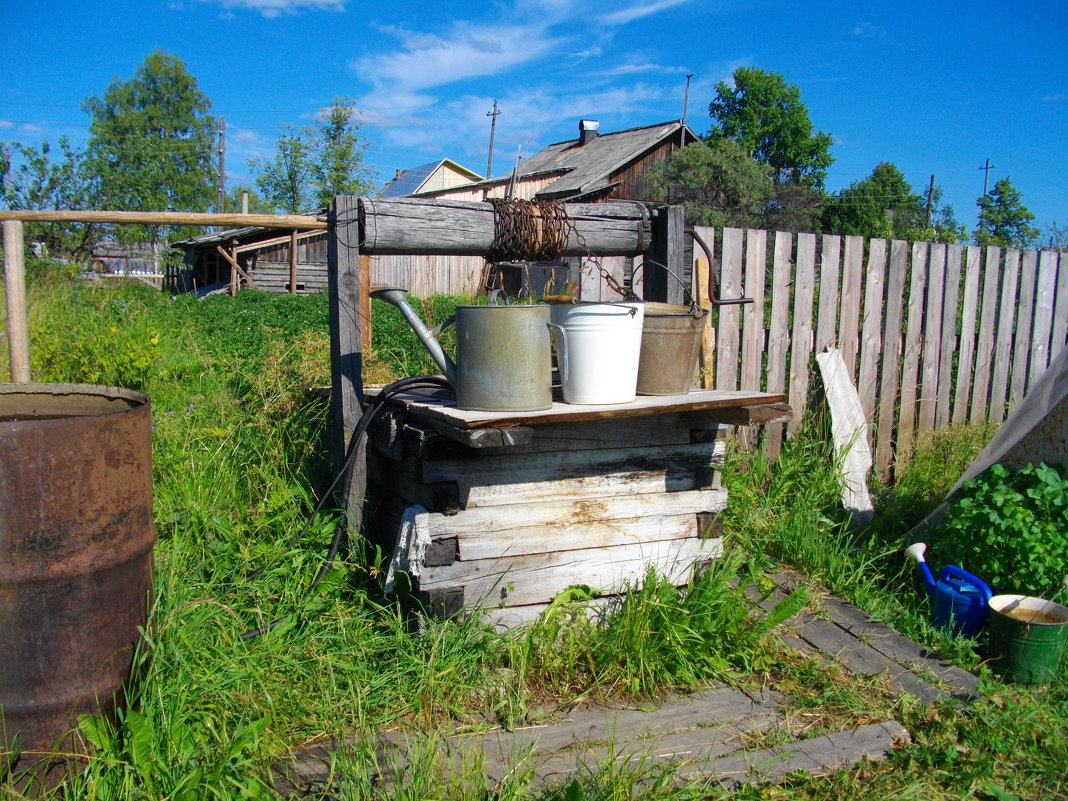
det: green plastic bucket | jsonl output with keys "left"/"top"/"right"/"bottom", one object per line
{"left": 987, "top": 595, "right": 1068, "bottom": 685}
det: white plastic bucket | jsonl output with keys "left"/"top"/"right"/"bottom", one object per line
{"left": 549, "top": 302, "right": 645, "bottom": 404}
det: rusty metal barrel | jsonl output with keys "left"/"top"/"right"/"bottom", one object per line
{"left": 0, "top": 383, "right": 155, "bottom": 777}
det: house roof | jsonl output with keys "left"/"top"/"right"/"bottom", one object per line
{"left": 424, "top": 120, "right": 700, "bottom": 200}
{"left": 379, "top": 158, "right": 483, "bottom": 197}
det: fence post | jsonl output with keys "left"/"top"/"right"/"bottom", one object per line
{"left": 3, "top": 220, "right": 30, "bottom": 382}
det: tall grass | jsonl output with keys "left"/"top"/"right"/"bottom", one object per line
{"left": 4, "top": 276, "right": 1065, "bottom": 800}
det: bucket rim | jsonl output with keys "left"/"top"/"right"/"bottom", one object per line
{"left": 988, "top": 594, "right": 1068, "bottom": 624}
{"left": 0, "top": 382, "right": 149, "bottom": 418}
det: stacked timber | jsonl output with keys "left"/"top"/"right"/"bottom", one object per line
{"left": 366, "top": 396, "right": 753, "bottom": 627}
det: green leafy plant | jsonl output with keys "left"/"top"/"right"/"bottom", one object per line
{"left": 935, "top": 462, "right": 1068, "bottom": 597}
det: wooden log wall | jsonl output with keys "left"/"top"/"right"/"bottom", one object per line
{"left": 692, "top": 227, "right": 1068, "bottom": 476}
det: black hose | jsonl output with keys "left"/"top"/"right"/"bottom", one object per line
{"left": 241, "top": 374, "right": 453, "bottom": 640}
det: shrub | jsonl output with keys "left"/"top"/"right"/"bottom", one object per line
{"left": 934, "top": 462, "right": 1068, "bottom": 597}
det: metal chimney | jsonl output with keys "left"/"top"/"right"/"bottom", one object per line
{"left": 579, "top": 119, "right": 600, "bottom": 146}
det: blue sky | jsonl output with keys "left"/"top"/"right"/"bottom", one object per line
{"left": 1, "top": 0, "right": 1065, "bottom": 237}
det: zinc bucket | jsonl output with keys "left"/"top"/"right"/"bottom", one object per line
{"left": 986, "top": 594, "right": 1068, "bottom": 685}
{"left": 549, "top": 302, "right": 644, "bottom": 404}
{"left": 0, "top": 383, "right": 155, "bottom": 782}
{"left": 636, "top": 302, "right": 707, "bottom": 395}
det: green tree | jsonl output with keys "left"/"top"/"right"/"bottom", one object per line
{"left": 82, "top": 50, "right": 218, "bottom": 243}
{"left": 648, "top": 140, "right": 773, "bottom": 228}
{"left": 823, "top": 162, "right": 925, "bottom": 239}
{"left": 1, "top": 137, "right": 97, "bottom": 256}
{"left": 708, "top": 67, "right": 834, "bottom": 188}
{"left": 975, "top": 177, "right": 1039, "bottom": 247}
{"left": 251, "top": 98, "right": 376, "bottom": 213}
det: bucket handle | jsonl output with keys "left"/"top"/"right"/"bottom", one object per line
{"left": 548, "top": 322, "right": 568, "bottom": 386}
{"left": 487, "top": 288, "right": 510, "bottom": 306}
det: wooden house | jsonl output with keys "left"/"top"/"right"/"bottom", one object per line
{"left": 379, "top": 159, "right": 483, "bottom": 198}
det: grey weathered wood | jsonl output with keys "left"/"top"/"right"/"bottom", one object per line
{"left": 970, "top": 246, "right": 1001, "bottom": 424}
{"left": 641, "top": 204, "right": 685, "bottom": 304}
{"left": 989, "top": 249, "right": 1021, "bottom": 423}
{"left": 953, "top": 245, "right": 982, "bottom": 421}
{"left": 716, "top": 227, "right": 744, "bottom": 391}
{"left": 359, "top": 197, "right": 652, "bottom": 257}
{"left": 1051, "top": 251, "right": 1067, "bottom": 363}
{"left": 1029, "top": 248, "right": 1058, "bottom": 387}
{"left": 764, "top": 232, "right": 793, "bottom": 457}
{"left": 815, "top": 234, "right": 842, "bottom": 354}
{"left": 857, "top": 238, "right": 886, "bottom": 421}
{"left": 919, "top": 242, "right": 946, "bottom": 433}
{"left": 936, "top": 244, "right": 963, "bottom": 426}
{"left": 740, "top": 229, "right": 768, "bottom": 450}
{"left": 694, "top": 721, "right": 910, "bottom": 789}
{"left": 788, "top": 233, "right": 817, "bottom": 433}
{"left": 3, "top": 220, "right": 30, "bottom": 382}
{"left": 839, "top": 235, "right": 865, "bottom": 382}
{"left": 1010, "top": 249, "right": 1039, "bottom": 406}
{"left": 419, "top": 536, "right": 723, "bottom": 608}
{"left": 896, "top": 242, "right": 927, "bottom": 470}
{"left": 875, "top": 240, "right": 907, "bottom": 478}
{"left": 327, "top": 196, "right": 366, "bottom": 538}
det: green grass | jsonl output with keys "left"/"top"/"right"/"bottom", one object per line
{"left": 3, "top": 275, "right": 1066, "bottom": 800}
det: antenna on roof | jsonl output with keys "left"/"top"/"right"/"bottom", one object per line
{"left": 681, "top": 74, "right": 694, "bottom": 127}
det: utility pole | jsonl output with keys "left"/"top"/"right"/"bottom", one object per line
{"left": 486, "top": 100, "right": 500, "bottom": 179}
{"left": 681, "top": 74, "right": 694, "bottom": 127}
{"left": 217, "top": 116, "right": 226, "bottom": 215}
{"left": 978, "top": 158, "right": 994, "bottom": 196}
{"left": 925, "top": 174, "right": 935, "bottom": 227}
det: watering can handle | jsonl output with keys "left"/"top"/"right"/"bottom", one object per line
{"left": 547, "top": 322, "right": 568, "bottom": 386}
{"left": 941, "top": 565, "right": 993, "bottom": 605}
{"left": 487, "top": 289, "right": 510, "bottom": 306}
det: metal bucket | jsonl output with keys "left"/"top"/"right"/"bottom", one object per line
{"left": 987, "top": 594, "right": 1068, "bottom": 685}
{"left": 0, "top": 383, "right": 155, "bottom": 780}
{"left": 454, "top": 303, "right": 552, "bottom": 411}
{"left": 636, "top": 302, "right": 708, "bottom": 395}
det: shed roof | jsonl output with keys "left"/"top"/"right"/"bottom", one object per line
{"left": 379, "top": 158, "right": 483, "bottom": 197}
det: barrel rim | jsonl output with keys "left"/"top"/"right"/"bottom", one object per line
{"left": 0, "top": 382, "right": 149, "bottom": 417}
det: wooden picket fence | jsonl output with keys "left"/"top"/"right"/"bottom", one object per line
{"left": 690, "top": 227, "right": 1068, "bottom": 478}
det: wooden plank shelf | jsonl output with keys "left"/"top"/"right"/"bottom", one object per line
{"left": 365, "top": 390, "right": 786, "bottom": 622}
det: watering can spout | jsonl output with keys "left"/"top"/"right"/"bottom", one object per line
{"left": 904, "top": 542, "right": 937, "bottom": 593}
{"left": 370, "top": 287, "right": 457, "bottom": 384}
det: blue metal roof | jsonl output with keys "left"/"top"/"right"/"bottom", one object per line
{"left": 379, "top": 160, "right": 444, "bottom": 197}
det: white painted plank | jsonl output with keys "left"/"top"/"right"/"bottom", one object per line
{"left": 816, "top": 349, "right": 874, "bottom": 525}
{"left": 788, "top": 233, "right": 817, "bottom": 432}
{"left": 895, "top": 242, "right": 927, "bottom": 470}
{"left": 717, "top": 227, "right": 744, "bottom": 391}
{"left": 989, "top": 249, "right": 1020, "bottom": 423}
{"left": 764, "top": 232, "right": 793, "bottom": 457}
{"left": 1029, "top": 249, "right": 1058, "bottom": 388}
{"left": 875, "top": 240, "right": 908, "bottom": 478}
{"left": 815, "top": 234, "right": 842, "bottom": 354}
{"left": 936, "top": 244, "right": 963, "bottom": 426}
{"left": 919, "top": 243, "right": 946, "bottom": 433}
{"left": 857, "top": 238, "right": 887, "bottom": 421}
{"left": 839, "top": 235, "right": 865, "bottom": 382}
{"left": 953, "top": 246, "right": 982, "bottom": 421}
{"left": 1010, "top": 250, "right": 1038, "bottom": 407}
{"left": 419, "top": 536, "right": 724, "bottom": 609}
{"left": 970, "top": 246, "right": 1001, "bottom": 424}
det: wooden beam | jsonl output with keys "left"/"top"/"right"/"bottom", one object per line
{"left": 289, "top": 230, "right": 298, "bottom": 295}
{"left": 3, "top": 220, "right": 30, "bottom": 382}
{"left": 214, "top": 245, "right": 260, "bottom": 291}
{"left": 0, "top": 209, "right": 326, "bottom": 230}
{"left": 359, "top": 197, "right": 652, "bottom": 257}
{"left": 328, "top": 196, "right": 366, "bottom": 538}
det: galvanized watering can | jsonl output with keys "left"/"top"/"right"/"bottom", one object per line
{"left": 371, "top": 287, "right": 552, "bottom": 412}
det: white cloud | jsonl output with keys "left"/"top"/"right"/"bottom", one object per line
{"left": 196, "top": 0, "right": 346, "bottom": 17}
{"left": 0, "top": 120, "right": 13, "bottom": 130}
{"left": 604, "top": 62, "right": 687, "bottom": 76}
{"left": 600, "top": 0, "right": 690, "bottom": 26}
{"left": 852, "top": 21, "right": 884, "bottom": 37}
{"left": 1041, "top": 93, "right": 1065, "bottom": 102}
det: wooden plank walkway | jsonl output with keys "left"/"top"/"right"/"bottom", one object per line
{"left": 274, "top": 572, "right": 977, "bottom": 797}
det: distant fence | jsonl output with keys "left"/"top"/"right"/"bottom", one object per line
{"left": 690, "top": 227, "right": 1067, "bottom": 477}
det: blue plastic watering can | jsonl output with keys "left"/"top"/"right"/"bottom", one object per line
{"left": 904, "top": 543, "right": 993, "bottom": 638}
